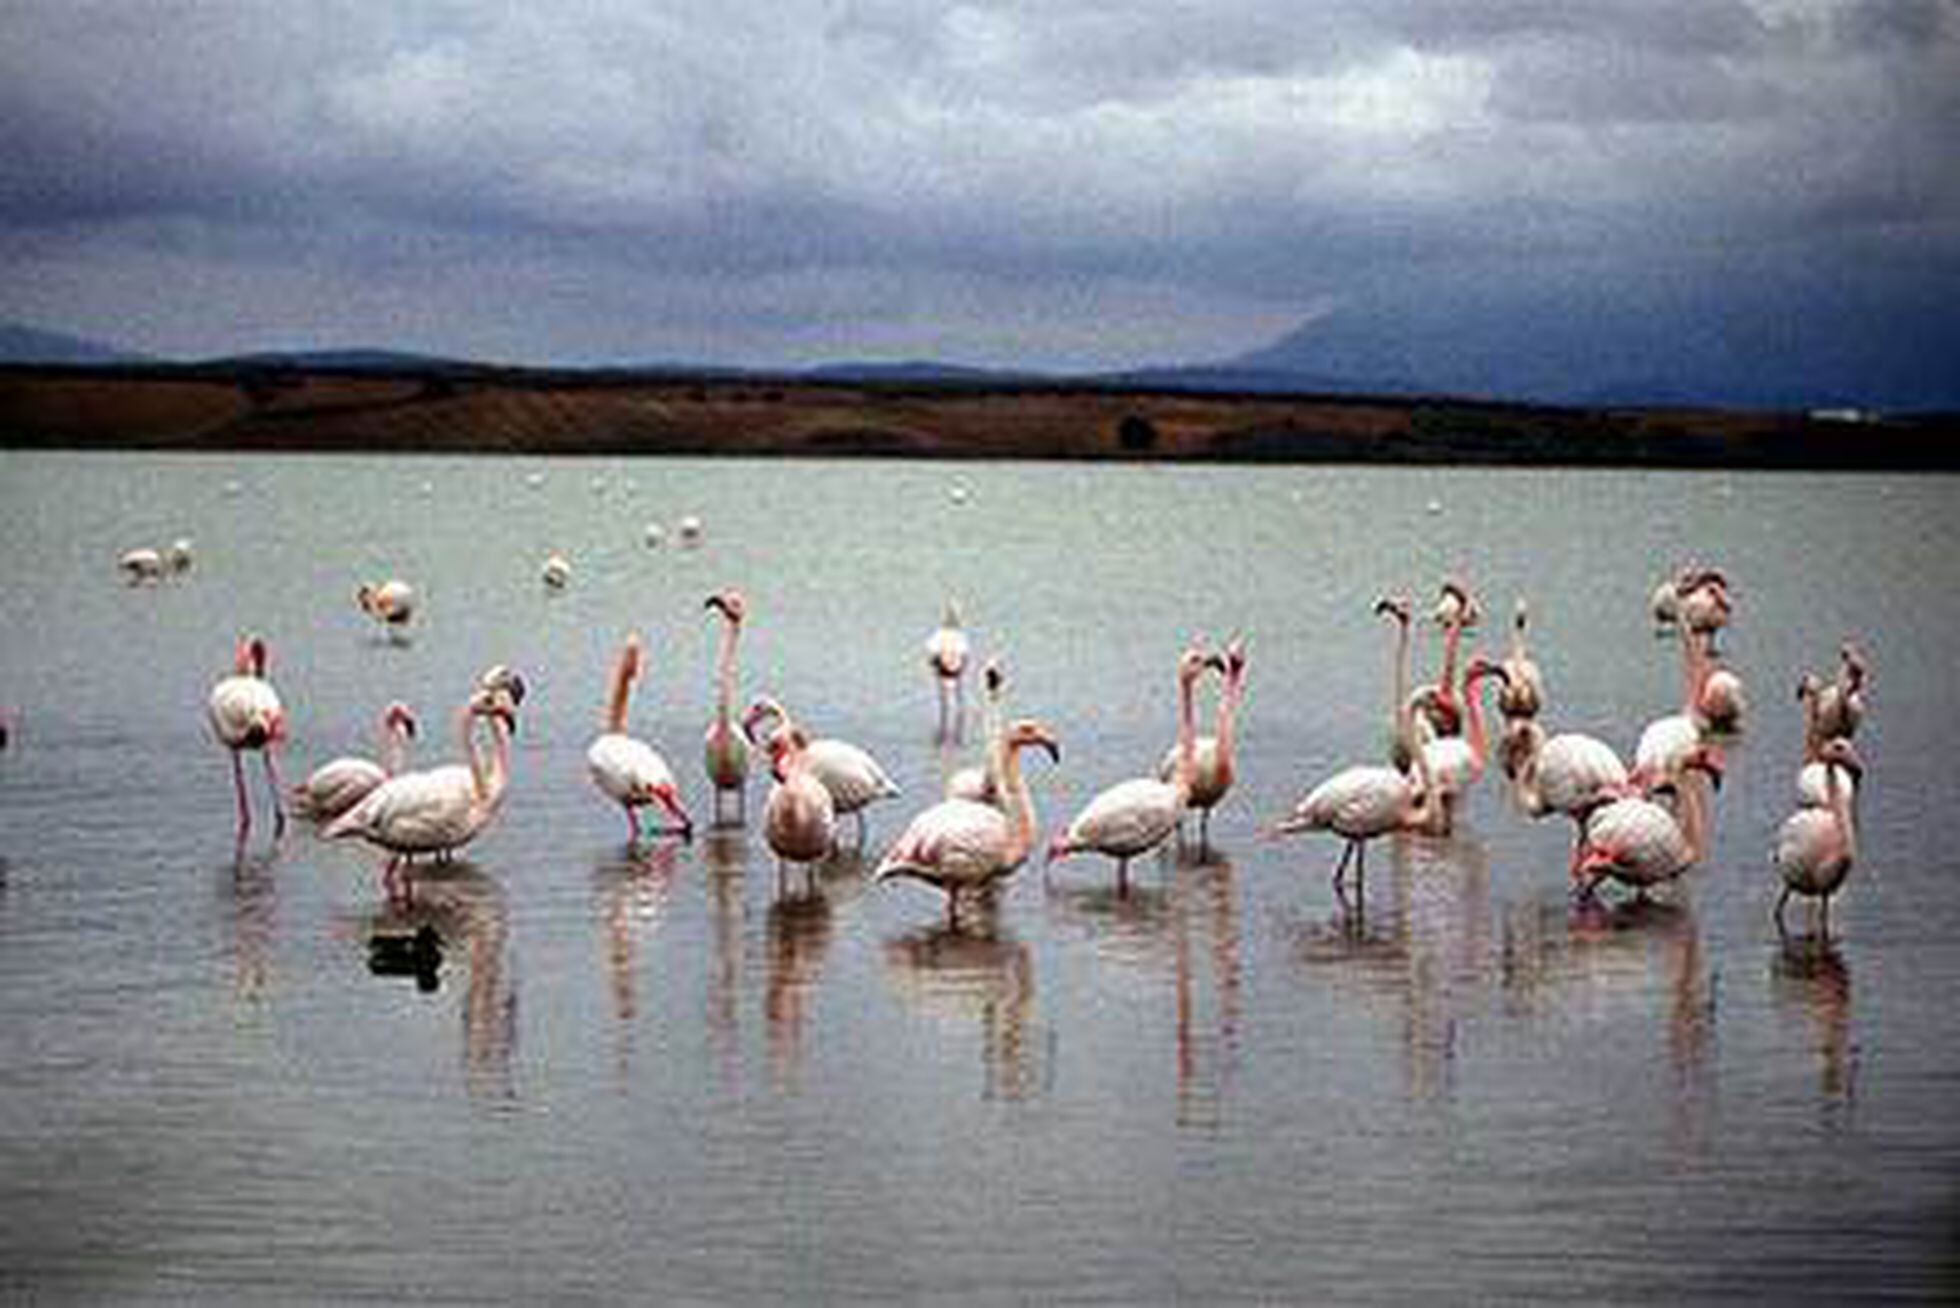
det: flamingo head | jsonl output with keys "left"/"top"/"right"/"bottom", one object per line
{"left": 941, "top": 599, "right": 963, "bottom": 629}
{"left": 1795, "top": 671, "right": 1824, "bottom": 703}
{"left": 1463, "top": 656, "right": 1510, "bottom": 690}
{"left": 1222, "top": 633, "right": 1249, "bottom": 680}
{"left": 1177, "top": 643, "right": 1225, "bottom": 686}
{"left": 477, "top": 665, "right": 528, "bottom": 708}
{"left": 982, "top": 656, "right": 1007, "bottom": 698}
{"left": 741, "top": 695, "right": 788, "bottom": 745}
{"left": 767, "top": 725, "right": 810, "bottom": 781}
{"left": 705, "top": 590, "right": 747, "bottom": 624}
{"left": 384, "top": 701, "right": 418, "bottom": 740}
{"left": 356, "top": 584, "right": 377, "bottom": 614}
{"left": 1815, "top": 737, "right": 1865, "bottom": 782}
{"left": 235, "top": 634, "right": 269, "bottom": 677}
{"left": 1682, "top": 742, "right": 1726, "bottom": 791}
{"left": 1003, "top": 718, "right": 1061, "bottom": 766}
{"left": 470, "top": 686, "right": 520, "bottom": 735}
{"left": 1839, "top": 643, "right": 1868, "bottom": 690}
{"left": 1373, "top": 595, "right": 1411, "bottom": 627}
{"left": 618, "top": 633, "right": 644, "bottom": 682}
{"left": 1512, "top": 597, "right": 1531, "bottom": 633}
{"left": 1435, "top": 579, "right": 1480, "bottom": 629}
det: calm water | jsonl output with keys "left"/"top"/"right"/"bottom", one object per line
{"left": 2, "top": 451, "right": 1957, "bottom": 1303}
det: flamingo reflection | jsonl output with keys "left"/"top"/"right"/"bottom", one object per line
{"left": 702, "top": 829, "right": 751, "bottom": 1094}
{"left": 1771, "top": 935, "right": 1857, "bottom": 1122}
{"left": 884, "top": 911, "right": 1044, "bottom": 1101}
{"left": 225, "top": 847, "right": 281, "bottom": 1005}
{"left": 765, "top": 875, "right": 836, "bottom": 1093}
{"left": 595, "top": 841, "right": 680, "bottom": 1080}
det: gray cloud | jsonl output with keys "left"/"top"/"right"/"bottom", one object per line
{"left": 1, "top": 0, "right": 1954, "bottom": 388}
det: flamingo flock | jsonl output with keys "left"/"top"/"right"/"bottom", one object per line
{"left": 187, "top": 560, "right": 1872, "bottom": 939}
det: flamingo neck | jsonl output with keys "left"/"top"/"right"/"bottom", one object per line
{"left": 381, "top": 713, "right": 409, "bottom": 774}
{"left": 1677, "top": 623, "right": 1707, "bottom": 713}
{"left": 1511, "top": 720, "right": 1549, "bottom": 814}
{"left": 998, "top": 744, "right": 1038, "bottom": 865}
{"left": 1438, "top": 619, "right": 1463, "bottom": 701}
{"left": 1214, "top": 666, "right": 1241, "bottom": 764}
{"left": 473, "top": 715, "right": 511, "bottom": 812}
{"left": 606, "top": 648, "right": 636, "bottom": 733}
{"left": 1679, "top": 775, "right": 1708, "bottom": 865}
{"left": 1463, "top": 671, "right": 1489, "bottom": 772}
{"left": 1171, "top": 670, "right": 1200, "bottom": 801}
{"left": 714, "top": 617, "right": 740, "bottom": 718}
{"left": 1401, "top": 715, "right": 1438, "bottom": 829}
{"left": 1827, "top": 764, "right": 1856, "bottom": 861}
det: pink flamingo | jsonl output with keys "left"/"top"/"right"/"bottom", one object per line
{"left": 1158, "top": 634, "right": 1248, "bottom": 854}
{"left": 1049, "top": 643, "right": 1224, "bottom": 893}
{"left": 1264, "top": 598, "right": 1439, "bottom": 896}
{"left": 743, "top": 695, "right": 900, "bottom": 848}
{"left": 208, "top": 634, "right": 288, "bottom": 840}
{"left": 703, "top": 590, "right": 751, "bottom": 827}
{"left": 291, "top": 701, "right": 419, "bottom": 822}
{"left": 1774, "top": 738, "right": 1863, "bottom": 934}
{"left": 1411, "top": 579, "right": 1478, "bottom": 740}
{"left": 925, "top": 601, "right": 971, "bottom": 739}
{"left": 1507, "top": 715, "right": 1632, "bottom": 876}
{"left": 590, "top": 634, "right": 692, "bottom": 843}
{"left": 1416, "top": 654, "right": 1508, "bottom": 836}
{"left": 876, "top": 719, "right": 1061, "bottom": 928}
{"left": 324, "top": 670, "right": 526, "bottom": 899}
{"left": 1498, "top": 598, "right": 1545, "bottom": 722}
{"left": 1795, "top": 674, "right": 1861, "bottom": 809}
{"left": 1812, "top": 643, "right": 1868, "bottom": 742}
{"left": 1576, "top": 743, "right": 1724, "bottom": 899}
{"left": 1636, "top": 610, "right": 1714, "bottom": 783}
{"left": 763, "top": 725, "right": 838, "bottom": 883}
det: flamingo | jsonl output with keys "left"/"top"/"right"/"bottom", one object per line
{"left": 1636, "top": 614, "right": 1714, "bottom": 783}
{"left": 1158, "top": 635, "right": 1248, "bottom": 854}
{"left": 925, "top": 601, "right": 970, "bottom": 738}
{"left": 703, "top": 590, "right": 751, "bottom": 826}
{"left": 290, "top": 701, "right": 419, "bottom": 822}
{"left": 1498, "top": 599, "right": 1545, "bottom": 722}
{"left": 762, "top": 725, "right": 838, "bottom": 883}
{"left": 1411, "top": 579, "right": 1479, "bottom": 740}
{"left": 1049, "top": 643, "right": 1224, "bottom": 893}
{"left": 1264, "top": 598, "right": 1439, "bottom": 896}
{"left": 1506, "top": 717, "right": 1632, "bottom": 875}
{"left": 1795, "top": 674, "right": 1860, "bottom": 810}
{"left": 1812, "top": 643, "right": 1868, "bottom": 742}
{"left": 1774, "top": 738, "right": 1864, "bottom": 935}
{"left": 877, "top": 719, "right": 1061, "bottom": 927}
{"left": 324, "top": 669, "right": 526, "bottom": 899}
{"left": 1576, "top": 744, "right": 1724, "bottom": 899}
{"left": 589, "top": 633, "right": 692, "bottom": 843}
{"left": 1676, "top": 567, "right": 1731, "bottom": 652}
{"left": 208, "top": 634, "right": 288, "bottom": 840}
{"left": 946, "top": 657, "right": 1008, "bottom": 804}
{"left": 1650, "top": 576, "right": 1681, "bottom": 631}
{"left": 357, "top": 579, "right": 417, "bottom": 630}
{"left": 1415, "top": 655, "right": 1508, "bottom": 835}
{"left": 742, "top": 696, "right": 899, "bottom": 848}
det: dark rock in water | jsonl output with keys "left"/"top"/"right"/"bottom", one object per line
{"left": 369, "top": 924, "right": 443, "bottom": 991}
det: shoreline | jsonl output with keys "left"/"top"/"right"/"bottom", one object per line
{"left": 3, "top": 362, "right": 1954, "bottom": 470}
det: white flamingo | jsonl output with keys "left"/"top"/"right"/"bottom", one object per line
{"left": 1507, "top": 718, "right": 1632, "bottom": 876}
{"left": 290, "top": 701, "right": 419, "bottom": 822}
{"left": 208, "top": 634, "right": 288, "bottom": 840}
{"left": 742, "top": 695, "right": 899, "bottom": 849}
{"left": 1774, "top": 738, "right": 1863, "bottom": 934}
{"left": 1636, "top": 614, "right": 1714, "bottom": 783}
{"left": 1416, "top": 655, "right": 1508, "bottom": 836}
{"left": 925, "top": 601, "right": 971, "bottom": 738}
{"left": 1264, "top": 598, "right": 1438, "bottom": 896}
{"left": 357, "top": 579, "right": 417, "bottom": 630}
{"left": 1158, "top": 634, "right": 1247, "bottom": 854}
{"left": 1411, "top": 579, "right": 1478, "bottom": 740}
{"left": 1795, "top": 674, "right": 1861, "bottom": 810}
{"left": 876, "top": 719, "right": 1061, "bottom": 928}
{"left": 703, "top": 590, "right": 751, "bottom": 826}
{"left": 1576, "top": 743, "right": 1724, "bottom": 898}
{"left": 1048, "top": 643, "right": 1224, "bottom": 893}
{"left": 762, "top": 725, "right": 838, "bottom": 882}
{"left": 324, "top": 670, "right": 526, "bottom": 898}
{"left": 588, "top": 633, "right": 693, "bottom": 843}
{"left": 946, "top": 657, "right": 1008, "bottom": 804}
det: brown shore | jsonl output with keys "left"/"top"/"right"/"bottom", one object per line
{"left": 2, "top": 362, "right": 1954, "bottom": 469}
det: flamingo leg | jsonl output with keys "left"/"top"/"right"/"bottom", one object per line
{"left": 1774, "top": 887, "right": 1792, "bottom": 935}
{"left": 260, "top": 749, "right": 287, "bottom": 839}
{"left": 854, "top": 810, "right": 868, "bottom": 851}
{"left": 1115, "top": 857, "right": 1130, "bottom": 898}
{"left": 1331, "top": 839, "right": 1355, "bottom": 893}
{"left": 623, "top": 803, "right": 642, "bottom": 844}
{"left": 230, "top": 750, "right": 252, "bottom": 836}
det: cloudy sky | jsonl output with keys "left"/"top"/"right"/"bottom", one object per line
{"left": 2, "top": 1, "right": 1955, "bottom": 398}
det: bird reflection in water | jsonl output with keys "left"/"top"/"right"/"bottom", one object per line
{"left": 1771, "top": 933, "right": 1858, "bottom": 1125}
{"left": 765, "top": 871, "right": 836, "bottom": 1093}
{"left": 595, "top": 838, "right": 680, "bottom": 1081}
{"left": 1171, "top": 850, "right": 1243, "bottom": 1129}
{"left": 225, "top": 846, "right": 281, "bottom": 1005}
{"left": 702, "top": 828, "right": 751, "bottom": 1094}
{"left": 362, "top": 860, "right": 518, "bottom": 1102}
{"left": 884, "top": 901, "right": 1045, "bottom": 1102}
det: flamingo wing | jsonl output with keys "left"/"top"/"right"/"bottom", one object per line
{"left": 879, "top": 799, "right": 1011, "bottom": 886}
{"left": 292, "top": 756, "right": 387, "bottom": 821}
{"left": 324, "top": 765, "right": 478, "bottom": 852}
{"left": 805, "top": 738, "right": 900, "bottom": 813}
{"left": 1060, "top": 778, "right": 1180, "bottom": 858}
{"left": 1295, "top": 766, "right": 1407, "bottom": 838}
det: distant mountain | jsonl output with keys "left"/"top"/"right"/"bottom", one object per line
{"left": 206, "top": 347, "right": 479, "bottom": 373}
{"left": 0, "top": 322, "right": 149, "bottom": 365}
{"left": 802, "top": 359, "right": 1056, "bottom": 386}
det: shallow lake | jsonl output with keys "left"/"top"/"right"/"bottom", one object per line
{"left": 2, "top": 451, "right": 1957, "bottom": 1302}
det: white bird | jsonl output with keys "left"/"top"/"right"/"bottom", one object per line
{"left": 1774, "top": 738, "right": 1864, "bottom": 934}
{"left": 743, "top": 695, "right": 899, "bottom": 848}
{"left": 946, "top": 657, "right": 1008, "bottom": 804}
{"left": 325, "top": 670, "right": 526, "bottom": 898}
{"left": 588, "top": 634, "right": 692, "bottom": 843}
{"left": 1265, "top": 598, "right": 1438, "bottom": 895}
{"left": 1158, "top": 635, "right": 1247, "bottom": 854}
{"left": 1410, "top": 579, "right": 1479, "bottom": 740}
{"left": 1636, "top": 616, "right": 1714, "bottom": 783}
{"left": 119, "top": 547, "right": 163, "bottom": 584}
{"left": 676, "top": 515, "right": 705, "bottom": 548}
{"left": 1576, "top": 744, "right": 1724, "bottom": 898}
{"left": 1650, "top": 577, "right": 1681, "bottom": 631}
{"left": 876, "top": 719, "right": 1061, "bottom": 928}
{"left": 762, "top": 725, "right": 837, "bottom": 881}
{"left": 208, "top": 633, "right": 288, "bottom": 840}
{"left": 1507, "top": 718, "right": 1632, "bottom": 876}
{"left": 1498, "top": 599, "right": 1545, "bottom": 721}
{"left": 1049, "top": 643, "right": 1224, "bottom": 892}
{"left": 925, "top": 601, "right": 971, "bottom": 739}
{"left": 1795, "top": 673, "right": 1860, "bottom": 809}
{"left": 164, "top": 538, "right": 195, "bottom": 574}
{"left": 357, "top": 579, "right": 417, "bottom": 630}
{"left": 290, "top": 700, "right": 418, "bottom": 822}
{"left": 1812, "top": 643, "right": 1868, "bottom": 742}
{"left": 1414, "top": 655, "right": 1509, "bottom": 835}
{"left": 541, "top": 553, "right": 572, "bottom": 589}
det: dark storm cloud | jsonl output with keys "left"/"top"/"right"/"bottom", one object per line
{"left": 0, "top": 0, "right": 1954, "bottom": 385}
